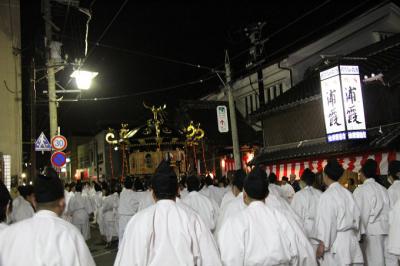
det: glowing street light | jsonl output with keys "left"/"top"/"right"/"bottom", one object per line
{"left": 70, "top": 70, "right": 98, "bottom": 90}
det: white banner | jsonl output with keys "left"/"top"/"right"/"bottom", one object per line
{"left": 216, "top": 105, "right": 229, "bottom": 133}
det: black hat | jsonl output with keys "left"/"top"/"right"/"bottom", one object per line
{"left": 361, "top": 159, "right": 378, "bottom": 178}
{"left": 124, "top": 176, "right": 134, "bottom": 189}
{"left": 244, "top": 166, "right": 268, "bottom": 200}
{"left": 301, "top": 168, "right": 315, "bottom": 186}
{"left": 232, "top": 169, "right": 246, "bottom": 191}
{"left": 389, "top": 160, "right": 400, "bottom": 178}
{"left": 268, "top": 172, "right": 278, "bottom": 184}
{"left": 152, "top": 160, "right": 178, "bottom": 198}
{"left": 186, "top": 175, "right": 200, "bottom": 192}
{"left": 34, "top": 174, "right": 64, "bottom": 203}
{"left": 324, "top": 159, "right": 344, "bottom": 181}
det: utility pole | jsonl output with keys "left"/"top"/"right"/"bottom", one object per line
{"left": 43, "top": 0, "right": 58, "bottom": 139}
{"left": 30, "top": 59, "right": 37, "bottom": 180}
{"left": 225, "top": 51, "right": 241, "bottom": 170}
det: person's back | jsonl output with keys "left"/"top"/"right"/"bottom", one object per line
{"left": 0, "top": 210, "right": 95, "bottom": 266}
{"left": 315, "top": 159, "right": 363, "bottom": 265}
{"left": 291, "top": 186, "right": 321, "bottom": 237}
{"left": 353, "top": 159, "right": 393, "bottom": 265}
{"left": 11, "top": 195, "right": 34, "bottom": 222}
{"left": 0, "top": 174, "right": 95, "bottom": 266}
{"left": 182, "top": 190, "right": 218, "bottom": 231}
{"left": 68, "top": 183, "right": 92, "bottom": 240}
{"left": 118, "top": 177, "right": 139, "bottom": 241}
{"left": 291, "top": 169, "right": 321, "bottom": 246}
{"left": 116, "top": 199, "right": 220, "bottom": 266}
{"left": 115, "top": 160, "right": 221, "bottom": 266}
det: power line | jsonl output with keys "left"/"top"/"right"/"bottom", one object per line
{"left": 96, "top": 42, "right": 217, "bottom": 72}
{"left": 83, "top": 0, "right": 128, "bottom": 63}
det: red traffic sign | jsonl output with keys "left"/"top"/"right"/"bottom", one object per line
{"left": 51, "top": 151, "right": 67, "bottom": 168}
{"left": 51, "top": 135, "right": 68, "bottom": 151}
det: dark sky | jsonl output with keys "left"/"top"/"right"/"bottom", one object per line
{"left": 21, "top": 0, "right": 390, "bottom": 138}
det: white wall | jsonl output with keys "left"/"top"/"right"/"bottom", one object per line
{"left": 0, "top": 0, "right": 22, "bottom": 177}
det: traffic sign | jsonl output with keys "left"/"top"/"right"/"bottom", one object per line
{"left": 35, "top": 132, "right": 52, "bottom": 152}
{"left": 216, "top": 105, "right": 229, "bottom": 133}
{"left": 51, "top": 151, "right": 67, "bottom": 168}
{"left": 51, "top": 135, "right": 68, "bottom": 151}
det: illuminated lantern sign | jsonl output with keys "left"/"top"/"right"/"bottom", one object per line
{"left": 320, "top": 65, "right": 366, "bottom": 142}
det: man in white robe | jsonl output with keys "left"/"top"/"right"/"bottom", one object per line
{"left": 291, "top": 168, "right": 322, "bottom": 251}
{"left": 215, "top": 169, "right": 246, "bottom": 235}
{"left": 102, "top": 187, "right": 119, "bottom": 247}
{"left": 315, "top": 159, "right": 364, "bottom": 265}
{"left": 67, "top": 182, "right": 93, "bottom": 240}
{"left": 0, "top": 174, "right": 95, "bottom": 266}
{"left": 388, "top": 160, "right": 400, "bottom": 206}
{"left": 182, "top": 175, "right": 219, "bottom": 231}
{"left": 118, "top": 176, "right": 139, "bottom": 243}
{"left": 115, "top": 160, "right": 221, "bottom": 266}
{"left": 388, "top": 200, "right": 400, "bottom": 261}
{"left": 281, "top": 176, "right": 296, "bottom": 203}
{"left": 219, "top": 170, "right": 245, "bottom": 210}
{"left": 11, "top": 185, "right": 35, "bottom": 223}
{"left": 217, "top": 166, "right": 317, "bottom": 266}
{"left": 268, "top": 172, "right": 287, "bottom": 199}
{"left": 134, "top": 178, "right": 155, "bottom": 211}
{"left": 353, "top": 159, "right": 396, "bottom": 266}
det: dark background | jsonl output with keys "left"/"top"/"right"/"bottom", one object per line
{"left": 20, "top": 0, "right": 392, "bottom": 143}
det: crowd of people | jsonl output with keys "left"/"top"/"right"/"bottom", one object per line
{"left": 0, "top": 158, "right": 399, "bottom": 265}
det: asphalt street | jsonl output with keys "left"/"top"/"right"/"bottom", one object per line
{"left": 87, "top": 225, "right": 118, "bottom": 266}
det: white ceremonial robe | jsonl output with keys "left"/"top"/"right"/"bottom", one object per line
{"left": 207, "top": 186, "right": 226, "bottom": 206}
{"left": 291, "top": 186, "right": 322, "bottom": 248}
{"left": 0, "top": 223, "right": 7, "bottom": 231}
{"left": 114, "top": 199, "right": 222, "bottom": 266}
{"left": 11, "top": 195, "right": 34, "bottom": 223}
{"left": 102, "top": 192, "right": 119, "bottom": 242}
{"left": 220, "top": 188, "right": 235, "bottom": 209}
{"left": 388, "top": 180, "right": 400, "bottom": 206}
{"left": 0, "top": 210, "right": 95, "bottom": 266}
{"left": 267, "top": 193, "right": 304, "bottom": 231}
{"left": 136, "top": 190, "right": 155, "bottom": 211}
{"left": 215, "top": 192, "right": 246, "bottom": 236}
{"left": 181, "top": 191, "right": 219, "bottom": 231}
{"left": 118, "top": 189, "right": 139, "bottom": 241}
{"left": 353, "top": 178, "right": 396, "bottom": 266}
{"left": 62, "top": 190, "right": 73, "bottom": 222}
{"left": 67, "top": 192, "right": 92, "bottom": 240}
{"left": 217, "top": 201, "right": 317, "bottom": 266}
{"left": 269, "top": 183, "right": 286, "bottom": 198}
{"left": 281, "top": 183, "right": 296, "bottom": 202}
{"left": 180, "top": 187, "right": 189, "bottom": 199}
{"left": 315, "top": 182, "right": 364, "bottom": 266}
{"left": 388, "top": 200, "right": 400, "bottom": 260}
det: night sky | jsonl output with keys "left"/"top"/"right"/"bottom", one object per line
{"left": 21, "top": 0, "right": 389, "bottom": 139}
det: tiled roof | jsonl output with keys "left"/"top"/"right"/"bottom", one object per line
{"left": 251, "top": 124, "right": 400, "bottom": 165}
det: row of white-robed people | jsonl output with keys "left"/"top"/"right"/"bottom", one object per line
{"left": 0, "top": 159, "right": 399, "bottom": 265}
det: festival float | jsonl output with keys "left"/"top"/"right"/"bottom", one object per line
{"left": 105, "top": 103, "right": 206, "bottom": 178}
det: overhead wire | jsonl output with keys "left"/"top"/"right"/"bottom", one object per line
{"left": 37, "top": 74, "right": 217, "bottom": 103}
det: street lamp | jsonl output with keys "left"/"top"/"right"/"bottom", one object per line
{"left": 70, "top": 70, "right": 98, "bottom": 90}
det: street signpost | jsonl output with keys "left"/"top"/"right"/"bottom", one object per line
{"left": 51, "top": 151, "right": 67, "bottom": 168}
{"left": 35, "top": 132, "right": 52, "bottom": 152}
{"left": 51, "top": 135, "right": 68, "bottom": 151}
{"left": 216, "top": 105, "right": 229, "bottom": 133}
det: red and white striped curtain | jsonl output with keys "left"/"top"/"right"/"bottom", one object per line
{"left": 221, "top": 157, "right": 250, "bottom": 176}
{"left": 265, "top": 151, "right": 400, "bottom": 180}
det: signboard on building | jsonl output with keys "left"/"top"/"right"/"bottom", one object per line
{"left": 320, "top": 65, "right": 366, "bottom": 142}
{"left": 216, "top": 105, "right": 229, "bottom": 133}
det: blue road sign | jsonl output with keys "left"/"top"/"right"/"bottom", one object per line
{"left": 35, "top": 132, "right": 52, "bottom": 152}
